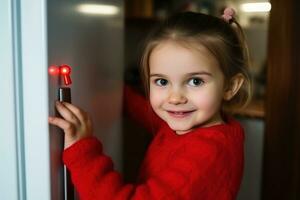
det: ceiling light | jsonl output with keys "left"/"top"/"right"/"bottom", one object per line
{"left": 240, "top": 2, "right": 271, "bottom": 13}
{"left": 77, "top": 4, "right": 119, "bottom": 15}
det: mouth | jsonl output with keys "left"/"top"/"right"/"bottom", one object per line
{"left": 166, "top": 110, "right": 195, "bottom": 118}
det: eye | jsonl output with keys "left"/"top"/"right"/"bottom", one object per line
{"left": 154, "top": 78, "right": 168, "bottom": 86}
{"left": 187, "top": 77, "right": 204, "bottom": 87}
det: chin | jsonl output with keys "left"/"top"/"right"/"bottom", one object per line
{"left": 168, "top": 122, "right": 193, "bottom": 134}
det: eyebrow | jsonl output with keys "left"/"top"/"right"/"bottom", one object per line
{"left": 150, "top": 71, "right": 212, "bottom": 78}
{"left": 185, "top": 72, "right": 212, "bottom": 77}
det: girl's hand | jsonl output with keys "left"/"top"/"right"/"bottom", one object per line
{"left": 48, "top": 101, "right": 93, "bottom": 149}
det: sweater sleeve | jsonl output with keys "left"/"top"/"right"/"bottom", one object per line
{"left": 63, "top": 136, "right": 234, "bottom": 200}
{"left": 123, "top": 85, "right": 162, "bottom": 134}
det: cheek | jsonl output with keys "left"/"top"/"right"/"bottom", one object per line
{"left": 149, "top": 87, "right": 164, "bottom": 109}
{"left": 191, "top": 87, "right": 223, "bottom": 110}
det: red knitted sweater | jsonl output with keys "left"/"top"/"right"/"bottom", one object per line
{"left": 63, "top": 87, "right": 244, "bottom": 200}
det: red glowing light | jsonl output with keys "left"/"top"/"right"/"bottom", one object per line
{"left": 48, "top": 64, "right": 72, "bottom": 85}
{"left": 60, "top": 65, "right": 71, "bottom": 75}
{"left": 60, "top": 65, "right": 72, "bottom": 85}
{"left": 48, "top": 65, "right": 60, "bottom": 75}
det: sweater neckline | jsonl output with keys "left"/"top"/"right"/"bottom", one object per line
{"left": 162, "top": 115, "right": 237, "bottom": 138}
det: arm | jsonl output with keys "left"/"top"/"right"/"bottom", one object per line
{"left": 63, "top": 136, "right": 235, "bottom": 200}
{"left": 123, "top": 85, "right": 162, "bottom": 133}
{"left": 49, "top": 102, "right": 237, "bottom": 199}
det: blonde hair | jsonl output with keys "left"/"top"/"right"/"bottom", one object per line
{"left": 140, "top": 12, "right": 252, "bottom": 112}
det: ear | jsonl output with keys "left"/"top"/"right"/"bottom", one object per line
{"left": 223, "top": 73, "right": 245, "bottom": 101}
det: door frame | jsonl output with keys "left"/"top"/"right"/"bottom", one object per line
{"left": 262, "top": 0, "right": 300, "bottom": 199}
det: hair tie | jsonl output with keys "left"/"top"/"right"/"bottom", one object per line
{"left": 222, "top": 7, "right": 235, "bottom": 23}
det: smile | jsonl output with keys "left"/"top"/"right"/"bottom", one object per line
{"left": 166, "top": 110, "right": 195, "bottom": 118}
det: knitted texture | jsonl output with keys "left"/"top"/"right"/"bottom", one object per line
{"left": 63, "top": 87, "right": 244, "bottom": 200}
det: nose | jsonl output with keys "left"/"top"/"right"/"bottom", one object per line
{"left": 168, "top": 89, "right": 187, "bottom": 105}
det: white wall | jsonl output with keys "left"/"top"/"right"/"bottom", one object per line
{"left": 0, "top": 0, "right": 20, "bottom": 199}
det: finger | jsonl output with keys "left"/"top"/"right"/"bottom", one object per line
{"left": 61, "top": 102, "right": 89, "bottom": 124}
{"left": 48, "top": 116, "right": 75, "bottom": 136}
{"left": 55, "top": 101, "right": 80, "bottom": 125}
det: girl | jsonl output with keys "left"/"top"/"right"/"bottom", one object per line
{"left": 49, "top": 8, "right": 252, "bottom": 200}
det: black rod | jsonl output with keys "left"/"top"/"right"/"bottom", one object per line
{"left": 58, "top": 87, "right": 74, "bottom": 200}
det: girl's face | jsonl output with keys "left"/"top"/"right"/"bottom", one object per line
{"left": 149, "top": 41, "right": 226, "bottom": 135}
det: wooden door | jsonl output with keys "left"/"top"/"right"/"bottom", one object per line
{"left": 262, "top": 0, "right": 300, "bottom": 199}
